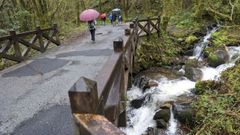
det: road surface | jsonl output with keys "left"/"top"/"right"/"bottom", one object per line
{"left": 0, "top": 25, "right": 128, "bottom": 135}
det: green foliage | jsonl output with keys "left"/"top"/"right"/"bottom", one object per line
{"left": 185, "top": 35, "right": 198, "bottom": 45}
{"left": 207, "top": 52, "right": 219, "bottom": 65}
{"left": 167, "top": 10, "right": 204, "bottom": 40}
{"left": 173, "top": 12, "right": 195, "bottom": 28}
{"left": 0, "top": 0, "right": 93, "bottom": 36}
{"left": 211, "top": 26, "right": 240, "bottom": 47}
{"left": 135, "top": 33, "right": 181, "bottom": 70}
{"left": 185, "top": 59, "right": 199, "bottom": 68}
{"left": 221, "top": 64, "right": 240, "bottom": 93}
{"left": 192, "top": 93, "right": 239, "bottom": 135}
{"left": 191, "top": 64, "right": 240, "bottom": 135}
{"left": 195, "top": 80, "right": 221, "bottom": 95}
{"left": 193, "top": 0, "right": 240, "bottom": 24}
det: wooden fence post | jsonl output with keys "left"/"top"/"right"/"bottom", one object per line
{"left": 147, "top": 17, "right": 151, "bottom": 41}
{"left": 68, "top": 77, "right": 98, "bottom": 113}
{"left": 113, "top": 38, "right": 123, "bottom": 52}
{"left": 53, "top": 24, "right": 60, "bottom": 45}
{"left": 36, "top": 26, "right": 45, "bottom": 52}
{"left": 9, "top": 30, "right": 22, "bottom": 62}
{"left": 157, "top": 15, "right": 161, "bottom": 38}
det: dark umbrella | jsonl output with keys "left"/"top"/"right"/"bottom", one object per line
{"left": 112, "top": 8, "right": 121, "bottom": 16}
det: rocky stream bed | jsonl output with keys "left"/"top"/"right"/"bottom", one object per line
{"left": 121, "top": 26, "right": 240, "bottom": 135}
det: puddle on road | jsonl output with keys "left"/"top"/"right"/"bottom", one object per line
{"left": 56, "top": 49, "right": 112, "bottom": 57}
{"left": 2, "top": 58, "right": 69, "bottom": 77}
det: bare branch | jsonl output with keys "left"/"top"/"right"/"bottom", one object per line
{"left": 0, "top": 0, "right": 6, "bottom": 10}
{"left": 207, "top": 4, "right": 232, "bottom": 21}
{"left": 229, "top": 0, "right": 234, "bottom": 21}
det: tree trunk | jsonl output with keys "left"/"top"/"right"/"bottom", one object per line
{"left": 76, "top": 0, "right": 80, "bottom": 25}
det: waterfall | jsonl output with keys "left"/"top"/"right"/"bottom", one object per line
{"left": 165, "top": 106, "right": 178, "bottom": 135}
{"left": 192, "top": 27, "right": 218, "bottom": 60}
{"left": 200, "top": 44, "right": 240, "bottom": 81}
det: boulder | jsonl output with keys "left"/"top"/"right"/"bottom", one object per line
{"left": 185, "top": 58, "right": 199, "bottom": 68}
{"left": 134, "top": 76, "right": 150, "bottom": 90}
{"left": 153, "top": 104, "right": 171, "bottom": 122}
{"left": 143, "top": 80, "right": 158, "bottom": 92}
{"left": 142, "top": 128, "right": 157, "bottom": 135}
{"left": 185, "top": 67, "right": 203, "bottom": 81}
{"left": 183, "top": 49, "right": 194, "bottom": 56}
{"left": 176, "top": 94, "right": 195, "bottom": 103}
{"left": 134, "top": 76, "right": 158, "bottom": 92}
{"left": 207, "top": 47, "right": 230, "bottom": 67}
{"left": 185, "top": 35, "right": 199, "bottom": 45}
{"left": 147, "top": 80, "right": 158, "bottom": 87}
{"left": 173, "top": 102, "right": 194, "bottom": 128}
{"left": 156, "top": 119, "right": 168, "bottom": 129}
{"left": 130, "top": 94, "right": 151, "bottom": 109}
{"left": 236, "top": 57, "right": 240, "bottom": 64}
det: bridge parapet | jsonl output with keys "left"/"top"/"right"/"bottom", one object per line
{"left": 69, "top": 17, "right": 160, "bottom": 135}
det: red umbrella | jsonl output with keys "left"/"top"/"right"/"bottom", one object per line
{"left": 100, "top": 13, "right": 107, "bottom": 18}
{"left": 80, "top": 9, "right": 99, "bottom": 22}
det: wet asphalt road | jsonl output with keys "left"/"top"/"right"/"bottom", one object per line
{"left": 0, "top": 25, "right": 128, "bottom": 135}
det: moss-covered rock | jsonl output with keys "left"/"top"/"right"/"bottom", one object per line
{"left": 185, "top": 67, "right": 203, "bottom": 81}
{"left": 221, "top": 64, "right": 240, "bottom": 93}
{"left": 185, "top": 59, "right": 199, "bottom": 68}
{"left": 205, "top": 46, "right": 229, "bottom": 67}
{"left": 185, "top": 35, "right": 198, "bottom": 45}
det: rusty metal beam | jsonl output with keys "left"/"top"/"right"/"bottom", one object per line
{"left": 73, "top": 113, "right": 126, "bottom": 135}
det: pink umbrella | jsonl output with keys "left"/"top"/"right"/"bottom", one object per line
{"left": 80, "top": 9, "right": 100, "bottom": 22}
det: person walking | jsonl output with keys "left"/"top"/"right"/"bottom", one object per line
{"left": 112, "top": 13, "right": 117, "bottom": 26}
{"left": 100, "top": 13, "right": 107, "bottom": 25}
{"left": 118, "top": 15, "right": 123, "bottom": 24}
{"left": 88, "top": 20, "right": 96, "bottom": 42}
{"left": 109, "top": 13, "right": 113, "bottom": 25}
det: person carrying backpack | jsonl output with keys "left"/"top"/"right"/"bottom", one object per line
{"left": 88, "top": 20, "right": 96, "bottom": 42}
{"left": 109, "top": 13, "right": 113, "bottom": 25}
{"left": 118, "top": 15, "right": 123, "bottom": 24}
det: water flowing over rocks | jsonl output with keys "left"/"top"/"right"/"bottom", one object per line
{"left": 185, "top": 67, "right": 203, "bottom": 81}
{"left": 130, "top": 94, "right": 152, "bottom": 109}
{"left": 122, "top": 26, "right": 240, "bottom": 135}
{"left": 207, "top": 46, "right": 230, "bottom": 67}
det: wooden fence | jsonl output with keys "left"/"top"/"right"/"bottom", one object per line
{"left": 130, "top": 16, "right": 161, "bottom": 40}
{"left": 0, "top": 24, "right": 60, "bottom": 62}
{"left": 68, "top": 17, "right": 160, "bottom": 135}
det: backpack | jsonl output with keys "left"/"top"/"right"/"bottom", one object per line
{"left": 89, "top": 22, "right": 95, "bottom": 30}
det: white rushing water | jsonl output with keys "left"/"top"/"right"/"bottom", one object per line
{"left": 165, "top": 106, "right": 178, "bottom": 135}
{"left": 124, "top": 78, "right": 195, "bottom": 135}
{"left": 201, "top": 46, "right": 240, "bottom": 80}
{"left": 193, "top": 27, "right": 218, "bottom": 60}
{"left": 124, "top": 26, "right": 240, "bottom": 135}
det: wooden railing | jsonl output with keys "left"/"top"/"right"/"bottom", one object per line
{"left": 131, "top": 16, "right": 161, "bottom": 40}
{"left": 68, "top": 17, "right": 160, "bottom": 135}
{"left": 0, "top": 24, "right": 60, "bottom": 62}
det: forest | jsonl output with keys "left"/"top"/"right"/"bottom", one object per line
{"left": 1, "top": 0, "right": 240, "bottom": 36}
{"left": 0, "top": 0, "right": 240, "bottom": 135}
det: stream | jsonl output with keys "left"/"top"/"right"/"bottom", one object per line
{"left": 122, "top": 26, "right": 240, "bottom": 135}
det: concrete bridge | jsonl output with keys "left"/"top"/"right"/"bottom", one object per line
{"left": 0, "top": 17, "right": 160, "bottom": 135}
